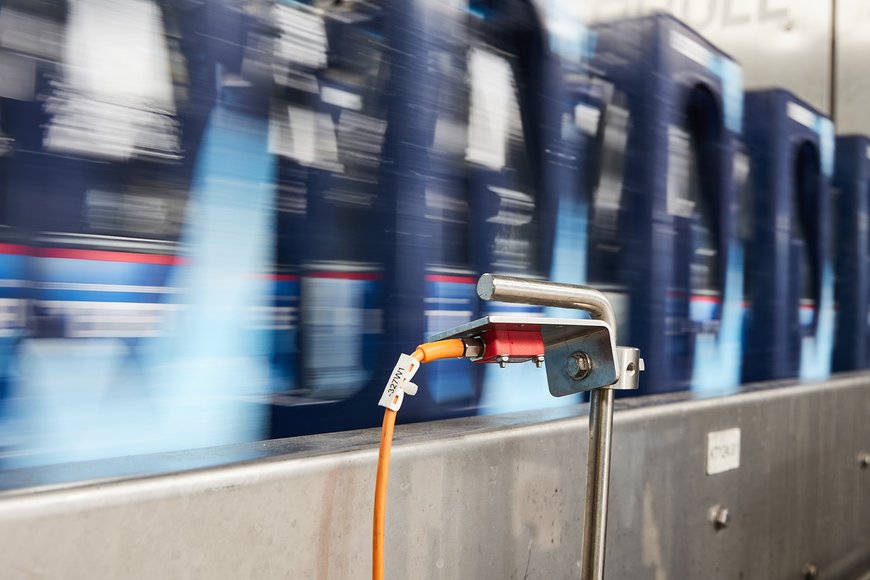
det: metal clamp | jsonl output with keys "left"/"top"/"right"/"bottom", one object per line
{"left": 429, "top": 315, "right": 619, "bottom": 395}
{"left": 475, "top": 273, "right": 643, "bottom": 580}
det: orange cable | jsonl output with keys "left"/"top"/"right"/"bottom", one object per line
{"left": 373, "top": 339, "right": 466, "bottom": 580}
{"left": 412, "top": 339, "right": 466, "bottom": 363}
{"left": 373, "top": 406, "right": 397, "bottom": 580}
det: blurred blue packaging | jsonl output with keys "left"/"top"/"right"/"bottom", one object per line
{"left": 464, "top": 0, "right": 588, "bottom": 414}
{"left": 833, "top": 135, "right": 870, "bottom": 372}
{"left": 0, "top": 0, "right": 279, "bottom": 466}
{"left": 589, "top": 13, "right": 746, "bottom": 396}
{"left": 374, "top": 0, "right": 479, "bottom": 422}
{"left": 2, "top": 1, "right": 841, "bottom": 469}
{"left": 742, "top": 89, "right": 835, "bottom": 383}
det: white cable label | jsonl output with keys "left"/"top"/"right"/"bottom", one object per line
{"left": 378, "top": 354, "right": 420, "bottom": 411}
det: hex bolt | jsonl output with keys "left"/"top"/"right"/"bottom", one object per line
{"left": 564, "top": 351, "right": 592, "bottom": 381}
{"left": 534, "top": 355, "right": 545, "bottom": 368}
{"left": 802, "top": 563, "right": 818, "bottom": 579}
{"left": 708, "top": 505, "right": 730, "bottom": 530}
{"left": 858, "top": 453, "right": 870, "bottom": 469}
{"left": 496, "top": 354, "right": 509, "bottom": 369}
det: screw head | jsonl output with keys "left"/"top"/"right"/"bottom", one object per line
{"left": 859, "top": 453, "right": 870, "bottom": 469}
{"left": 497, "top": 355, "right": 509, "bottom": 369}
{"left": 709, "top": 505, "right": 730, "bottom": 530}
{"left": 534, "top": 355, "right": 545, "bottom": 368}
{"left": 564, "top": 351, "right": 591, "bottom": 381}
{"left": 802, "top": 563, "right": 818, "bottom": 579}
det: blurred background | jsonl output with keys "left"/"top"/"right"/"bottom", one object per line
{"left": 0, "top": 0, "right": 867, "bottom": 471}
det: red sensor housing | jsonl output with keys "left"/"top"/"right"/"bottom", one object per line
{"left": 477, "top": 327, "right": 545, "bottom": 364}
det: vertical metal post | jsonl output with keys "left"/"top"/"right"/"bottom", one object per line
{"left": 476, "top": 274, "right": 639, "bottom": 580}
{"left": 580, "top": 387, "right": 615, "bottom": 580}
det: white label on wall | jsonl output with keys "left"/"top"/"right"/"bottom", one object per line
{"left": 706, "top": 427, "right": 741, "bottom": 475}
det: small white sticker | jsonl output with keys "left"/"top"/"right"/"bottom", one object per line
{"left": 466, "top": 48, "right": 515, "bottom": 170}
{"left": 670, "top": 30, "right": 712, "bottom": 69}
{"left": 378, "top": 354, "right": 420, "bottom": 411}
{"left": 786, "top": 101, "right": 815, "bottom": 130}
{"left": 321, "top": 86, "right": 363, "bottom": 111}
{"left": 574, "top": 103, "right": 601, "bottom": 136}
{"left": 706, "top": 428, "right": 741, "bottom": 475}
{"left": 272, "top": 4, "right": 328, "bottom": 71}
{"left": 666, "top": 125, "right": 695, "bottom": 218}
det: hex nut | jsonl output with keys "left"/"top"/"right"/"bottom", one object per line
{"left": 565, "top": 351, "right": 591, "bottom": 381}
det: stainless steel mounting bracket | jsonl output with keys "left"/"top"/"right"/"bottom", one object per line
{"left": 429, "top": 315, "right": 619, "bottom": 394}
{"left": 431, "top": 273, "right": 643, "bottom": 580}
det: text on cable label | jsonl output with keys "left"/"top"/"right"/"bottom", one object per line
{"left": 378, "top": 353, "right": 420, "bottom": 411}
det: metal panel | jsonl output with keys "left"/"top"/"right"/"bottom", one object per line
{"left": 1, "top": 375, "right": 870, "bottom": 579}
{"left": 582, "top": 0, "right": 833, "bottom": 114}
{"left": 835, "top": 0, "right": 870, "bottom": 133}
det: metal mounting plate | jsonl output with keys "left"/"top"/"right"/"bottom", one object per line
{"left": 428, "top": 316, "right": 618, "bottom": 395}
